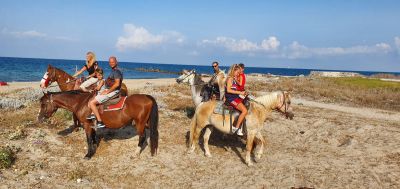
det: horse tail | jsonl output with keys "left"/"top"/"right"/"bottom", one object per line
{"left": 147, "top": 95, "right": 159, "bottom": 156}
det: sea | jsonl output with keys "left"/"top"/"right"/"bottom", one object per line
{"left": 0, "top": 57, "right": 399, "bottom": 82}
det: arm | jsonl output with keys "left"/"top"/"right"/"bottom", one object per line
{"left": 95, "top": 80, "right": 104, "bottom": 91}
{"left": 72, "top": 66, "right": 87, "bottom": 78}
{"left": 226, "top": 78, "right": 245, "bottom": 95}
{"left": 238, "top": 74, "right": 244, "bottom": 87}
{"left": 105, "top": 79, "right": 120, "bottom": 94}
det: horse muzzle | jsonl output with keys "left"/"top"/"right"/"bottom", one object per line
{"left": 285, "top": 111, "right": 294, "bottom": 120}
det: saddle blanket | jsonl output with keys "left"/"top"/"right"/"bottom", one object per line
{"left": 213, "top": 101, "right": 233, "bottom": 115}
{"left": 103, "top": 96, "right": 127, "bottom": 111}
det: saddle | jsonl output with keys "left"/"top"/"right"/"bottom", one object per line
{"left": 98, "top": 95, "right": 127, "bottom": 113}
{"left": 213, "top": 99, "right": 250, "bottom": 136}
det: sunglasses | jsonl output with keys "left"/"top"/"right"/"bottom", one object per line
{"left": 212, "top": 65, "right": 218, "bottom": 67}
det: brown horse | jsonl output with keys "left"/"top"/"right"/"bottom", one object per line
{"left": 37, "top": 91, "right": 159, "bottom": 159}
{"left": 39, "top": 65, "right": 129, "bottom": 130}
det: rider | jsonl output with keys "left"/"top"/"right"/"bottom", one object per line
{"left": 207, "top": 61, "right": 224, "bottom": 100}
{"left": 73, "top": 51, "right": 99, "bottom": 91}
{"left": 88, "top": 56, "right": 123, "bottom": 128}
{"left": 237, "top": 63, "right": 246, "bottom": 93}
{"left": 225, "top": 64, "right": 247, "bottom": 136}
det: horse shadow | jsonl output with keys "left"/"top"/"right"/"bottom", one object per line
{"left": 57, "top": 124, "right": 80, "bottom": 136}
{"left": 185, "top": 126, "right": 248, "bottom": 164}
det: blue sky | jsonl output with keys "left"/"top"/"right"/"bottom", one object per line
{"left": 1, "top": 0, "right": 400, "bottom": 72}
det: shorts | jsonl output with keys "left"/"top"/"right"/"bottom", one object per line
{"left": 80, "top": 77, "right": 98, "bottom": 90}
{"left": 95, "top": 90, "right": 120, "bottom": 104}
{"left": 229, "top": 98, "right": 243, "bottom": 109}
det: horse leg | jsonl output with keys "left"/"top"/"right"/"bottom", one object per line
{"left": 188, "top": 116, "right": 201, "bottom": 153}
{"left": 255, "top": 132, "right": 265, "bottom": 161}
{"left": 134, "top": 121, "right": 146, "bottom": 156}
{"left": 83, "top": 123, "right": 97, "bottom": 159}
{"left": 72, "top": 114, "right": 81, "bottom": 132}
{"left": 203, "top": 127, "right": 213, "bottom": 157}
{"left": 245, "top": 132, "right": 256, "bottom": 166}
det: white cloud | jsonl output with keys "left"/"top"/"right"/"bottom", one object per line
{"left": 201, "top": 36, "right": 280, "bottom": 53}
{"left": 116, "top": 24, "right": 185, "bottom": 51}
{"left": 286, "top": 41, "right": 392, "bottom": 59}
{"left": 1, "top": 28, "right": 76, "bottom": 41}
{"left": 395, "top": 37, "right": 400, "bottom": 54}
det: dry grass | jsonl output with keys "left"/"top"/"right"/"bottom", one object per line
{"left": 247, "top": 77, "right": 400, "bottom": 111}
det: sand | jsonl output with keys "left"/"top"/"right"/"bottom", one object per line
{"left": 1, "top": 77, "right": 399, "bottom": 188}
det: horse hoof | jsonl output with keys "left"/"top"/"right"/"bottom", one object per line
{"left": 205, "top": 153, "right": 212, "bottom": 158}
{"left": 247, "top": 162, "right": 254, "bottom": 167}
{"left": 84, "top": 155, "right": 92, "bottom": 160}
{"left": 255, "top": 154, "right": 262, "bottom": 160}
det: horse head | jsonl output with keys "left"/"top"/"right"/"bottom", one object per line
{"left": 254, "top": 91, "right": 294, "bottom": 120}
{"left": 37, "top": 92, "right": 58, "bottom": 123}
{"left": 40, "top": 65, "right": 57, "bottom": 88}
{"left": 176, "top": 69, "right": 196, "bottom": 85}
{"left": 275, "top": 91, "right": 294, "bottom": 120}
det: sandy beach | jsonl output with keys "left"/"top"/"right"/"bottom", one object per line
{"left": 1, "top": 76, "right": 400, "bottom": 188}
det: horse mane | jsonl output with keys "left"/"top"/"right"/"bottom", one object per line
{"left": 49, "top": 65, "right": 74, "bottom": 79}
{"left": 254, "top": 91, "right": 280, "bottom": 109}
{"left": 47, "top": 90, "right": 90, "bottom": 95}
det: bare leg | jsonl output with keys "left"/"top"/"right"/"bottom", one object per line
{"left": 235, "top": 103, "right": 248, "bottom": 128}
{"left": 89, "top": 98, "right": 102, "bottom": 122}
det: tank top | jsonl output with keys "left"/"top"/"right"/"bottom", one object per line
{"left": 237, "top": 73, "right": 246, "bottom": 91}
{"left": 225, "top": 78, "right": 240, "bottom": 102}
{"left": 84, "top": 61, "right": 98, "bottom": 76}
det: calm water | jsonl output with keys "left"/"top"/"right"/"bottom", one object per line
{"left": 0, "top": 57, "right": 399, "bottom": 82}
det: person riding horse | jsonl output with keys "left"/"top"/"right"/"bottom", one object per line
{"left": 225, "top": 64, "right": 248, "bottom": 136}
{"left": 73, "top": 51, "right": 100, "bottom": 91}
{"left": 88, "top": 56, "right": 123, "bottom": 128}
{"left": 201, "top": 61, "right": 224, "bottom": 101}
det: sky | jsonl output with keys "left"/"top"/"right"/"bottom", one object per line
{"left": 0, "top": 0, "right": 400, "bottom": 72}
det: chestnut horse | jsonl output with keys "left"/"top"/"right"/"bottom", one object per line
{"left": 40, "top": 64, "right": 129, "bottom": 130}
{"left": 37, "top": 91, "right": 159, "bottom": 159}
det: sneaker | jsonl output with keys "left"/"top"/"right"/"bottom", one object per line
{"left": 232, "top": 127, "right": 238, "bottom": 133}
{"left": 86, "top": 114, "right": 96, "bottom": 120}
{"left": 236, "top": 128, "right": 244, "bottom": 136}
{"left": 92, "top": 121, "right": 106, "bottom": 129}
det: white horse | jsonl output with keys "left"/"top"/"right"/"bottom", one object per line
{"left": 176, "top": 69, "right": 226, "bottom": 106}
{"left": 188, "top": 91, "right": 294, "bottom": 166}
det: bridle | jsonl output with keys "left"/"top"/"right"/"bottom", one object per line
{"left": 177, "top": 71, "right": 194, "bottom": 83}
{"left": 44, "top": 67, "right": 77, "bottom": 88}
{"left": 276, "top": 91, "right": 290, "bottom": 118}
{"left": 41, "top": 93, "right": 56, "bottom": 118}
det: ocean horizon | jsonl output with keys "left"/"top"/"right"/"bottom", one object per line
{"left": 0, "top": 56, "right": 399, "bottom": 82}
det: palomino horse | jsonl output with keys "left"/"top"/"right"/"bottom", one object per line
{"left": 40, "top": 65, "right": 129, "bottom": 130}
{"left": 37, "top": 91, "right": 159, "bottom": 159}
{"left": 188, "top": 91, "right": 294, "bottom": 166}
{"left": 176, "top": 69, "right": 226, "bottom": 106}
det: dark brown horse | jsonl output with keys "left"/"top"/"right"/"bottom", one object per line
{"left": 40, "top": 65, "right": 129, "bottom": 130}
{"left": 37, "top": 91, "right": 159, "bottom": 159}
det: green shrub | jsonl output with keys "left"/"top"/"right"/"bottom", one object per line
{"left": 0, "top": 146, "right": 16, "bottom": 169}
